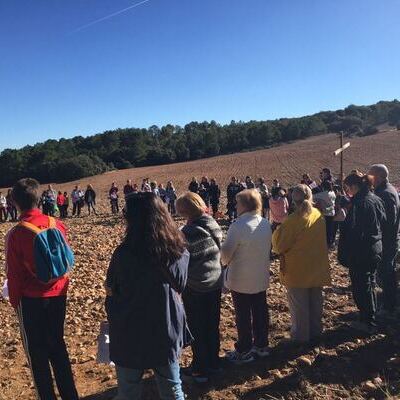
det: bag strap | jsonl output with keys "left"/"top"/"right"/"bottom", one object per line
{"left": 19, "top": 221, "right": 43, "bottom": 234}
{"left": 48, "top": 216, "right": 56, "bottom": 229}
{"left": 19, "top": 216, "right": 56, "bottom": 234}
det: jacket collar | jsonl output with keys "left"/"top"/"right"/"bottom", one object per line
{"left": 20, "top": 208, "right": 42, "bottom": 220}
{"left": 375, "top": 180, "right": 389, "bottom": 192}
{"left": 238, "top": 211, "right": 259, "bottom": 219}
{"left": 353, "top": 187, "right": 370, "bottom": 202}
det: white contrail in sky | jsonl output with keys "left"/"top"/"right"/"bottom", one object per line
{"left": 71, "top": 0, "right": 151, "bottom": 34}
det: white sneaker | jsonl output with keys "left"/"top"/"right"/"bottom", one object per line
{"left": 251, "top": 346, "right": 270, "bottom": 358}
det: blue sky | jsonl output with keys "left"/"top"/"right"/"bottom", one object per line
{"left": 1, "top": 0, "right": 399, "bottom": 150}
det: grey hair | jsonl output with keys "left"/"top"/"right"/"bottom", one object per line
{"left": 370, "top": 164, "right": 389, "bottom": 180}
{"left": 292, "top": 184, "right": 313, "bottom": 216}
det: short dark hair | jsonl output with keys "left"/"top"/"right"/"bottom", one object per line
{"left": 12, "top": 178, "right": 40, "bottom": 211}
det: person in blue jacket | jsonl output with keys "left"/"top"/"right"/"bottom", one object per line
{"left": 105, "top": 192, "right": 191, "bottom": 400}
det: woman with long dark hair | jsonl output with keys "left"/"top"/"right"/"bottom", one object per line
{"left": 338, "top": 173, "right": 386, "bottom": 333}
{"left": 105, "top": 192, "right": 190, "bottom": 400}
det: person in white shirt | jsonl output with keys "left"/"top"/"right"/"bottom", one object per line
{"left": 313, "top": 180, "right": 336, "bottom": 248}
{"left": 221, "top": 189, "right": 272, "bottom": 364}
{"left": 0, "top": 192, "right": 7, "bottom": 222}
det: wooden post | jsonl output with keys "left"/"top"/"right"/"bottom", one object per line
{"left": 333, "top": 132, "right": 350, "bottom": 190}
{"left": 340, "top": 131, "right": 344, "bottom": 188}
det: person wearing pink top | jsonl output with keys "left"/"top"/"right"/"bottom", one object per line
{"left": 269, "top": 187, "right": 289, "bottom": 231}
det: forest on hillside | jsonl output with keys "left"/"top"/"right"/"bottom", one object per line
{"left": 1, "top": 100, "right": 400, "bottom": 186}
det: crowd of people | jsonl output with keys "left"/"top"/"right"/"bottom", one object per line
{"left": 2, "top": 163, "right": 400, "bottom": 400}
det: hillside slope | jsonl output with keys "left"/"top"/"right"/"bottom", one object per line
{"left": 47, "top": 129, "right": 400, "bottom": 201}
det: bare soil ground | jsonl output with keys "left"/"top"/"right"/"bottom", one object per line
{"left": 1, "top": 130, "right": 400, "bottom": 399}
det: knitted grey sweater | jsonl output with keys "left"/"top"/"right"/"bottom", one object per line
{"left": 181, "top": 214, "right": 223, "bottom": 292}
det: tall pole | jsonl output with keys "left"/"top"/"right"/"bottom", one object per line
{"left": 340, "top": 131, "right": 344, "bottom": 189}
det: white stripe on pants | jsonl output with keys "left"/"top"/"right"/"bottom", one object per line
{"left": 286, "top": 287, "right": 323, "bottom": 342}
{"left": 17, "top": 303, "right": 40, "bottom": 399}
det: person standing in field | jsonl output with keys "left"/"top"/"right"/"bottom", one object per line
{"left": 209, "top": 179, "right": 221, "bottom": 217}
{"left": 320, "top": 168, "right": 333, "bottom": 184}
{"left": 176, "top": 192, "right": 223, "bottom": 383}
{"left": 245, "top": 176, "right": 255, "bottom": 189}
{"left": 150, "top": 181, "right": 160, "bottom": 197}
{"left": 5, "top": 178, "right": 79, "bottom": 400}
{"left": 313, "top": 180, "right": 337, "bottom": 248}
{"left": 84, "top": 184, "right": 97, "bottom": 216}
{"left": 188, "top": 177, "right": 200, "bottom": 194}
{"left": 368, "top": 164, "right": 400, "bottom": 319}
{"left": 57, "top": 191, "right": 66, "bottom": 219}
{"left": 46, "top": 185, "right": 57, "bottom": 217}
{"left": 0, "top": 191, "right": 8, "bottom": 222}
{"left": 200, "top": 177, "right": 210, "bottom": 191}
{"left": 256, "top": 178, "right": 270, "bottom": 219}
{"left": 338, "top": 173, "right": 386, "bottom": 333}
{"left": 106, "top": 193, "right": 190, "bottom": 400}
{"left": 71, "top": 185, "right": 84, "bottom": 217}
{"left": 123, "top": 179, "right": 134, "bottom": 197}
{"left": 158, "top": 183, "right": 167, "bottom": 203}
{"left": 141, "top": 178, "right": 151, "bottom": 193}
{"left": 166, "top": 181, "right": 177, "bottom": 215}
{"left": 109, "top": 182, "right": 119, "bottom": 214}
{"left": 273, "top": 184, "right": 331, "bottom": 343}
{"left": 63, "top": 192, "right": 70, "bottom": 218}
{"left": 301, "top": 174, "right": 319, "bottom": 193}
{"left": 272, "top": 179, "right": 280, "bottom": 189}
{"left": 198, "top": 184, "right": 210, "bottom": 208}
{"left": 221, "top": 189, "right": 271, "bottom": 364}
{"left": 269, "top": 187, "right": 289, "bottom": 231}
{"left": 6, "top": 188, "right": 18, "bottom": 221}
{"left": 226, "top": 177, "right": 241, "bottom": 222}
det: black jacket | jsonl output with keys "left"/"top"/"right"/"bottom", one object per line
{"left": 227, "top": 183, "right": 241, "bottom": 206}
{"left": 105, "top": 246, "right": 191, "bottom": 369}
{"left": 338, "top": 189, "right": 386, "bottom": 269}
{"left": 209, "top": 184, "right": 221, "bottom": 205}
{"left": 84, "top": 189, "right": 96, "bottom": 204}
{"left": 188, "top": 181, "right": 199, "bottom": 193}
{"left": 374, "top": 181, "right": 400, "bottom": 258}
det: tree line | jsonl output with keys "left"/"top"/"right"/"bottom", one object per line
{"left": 1, "top": 99, "right": 400, "bottom": 186}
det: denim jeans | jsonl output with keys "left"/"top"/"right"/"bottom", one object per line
{"left": 115, "top": 361, "right": 184, "bottom": 400}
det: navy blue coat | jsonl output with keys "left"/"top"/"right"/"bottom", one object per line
{"left": 105, "top": 246, "right": 192, "bottom": 369}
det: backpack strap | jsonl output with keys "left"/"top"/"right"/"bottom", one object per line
{"left": 48, "top": 216, "right": 56, "bottom": 229}
{"left": 19, "top": 216, "right": 56, "bottom": 234}
{"left": 19, "top": 221, "right": 43, "bottom": 234}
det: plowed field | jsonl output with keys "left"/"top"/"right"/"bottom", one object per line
{"left": 1, "top": 130, "right": 400, "bottom": 400}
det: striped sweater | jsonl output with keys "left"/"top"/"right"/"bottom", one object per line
{"left": 181, "top": 214, "right": 223, "bottom": 292}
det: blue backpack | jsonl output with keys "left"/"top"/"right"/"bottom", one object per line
{"left": 20, "top": 217, "right": 74, "bottom": 283}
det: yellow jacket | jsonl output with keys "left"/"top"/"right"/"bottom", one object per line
{"left": 272, "top": 207, "right": 331, "bottom": 288}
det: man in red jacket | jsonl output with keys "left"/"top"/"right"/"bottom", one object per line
{"left": 5, "top": 178, "right": 79, "bottom": 400}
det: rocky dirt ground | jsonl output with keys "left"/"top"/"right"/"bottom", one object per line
{"left": 1, "top": 207, "right": 400, "bottom": 400}
{"left": 1, "top": 130, "right": 400, "bottom": 399}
